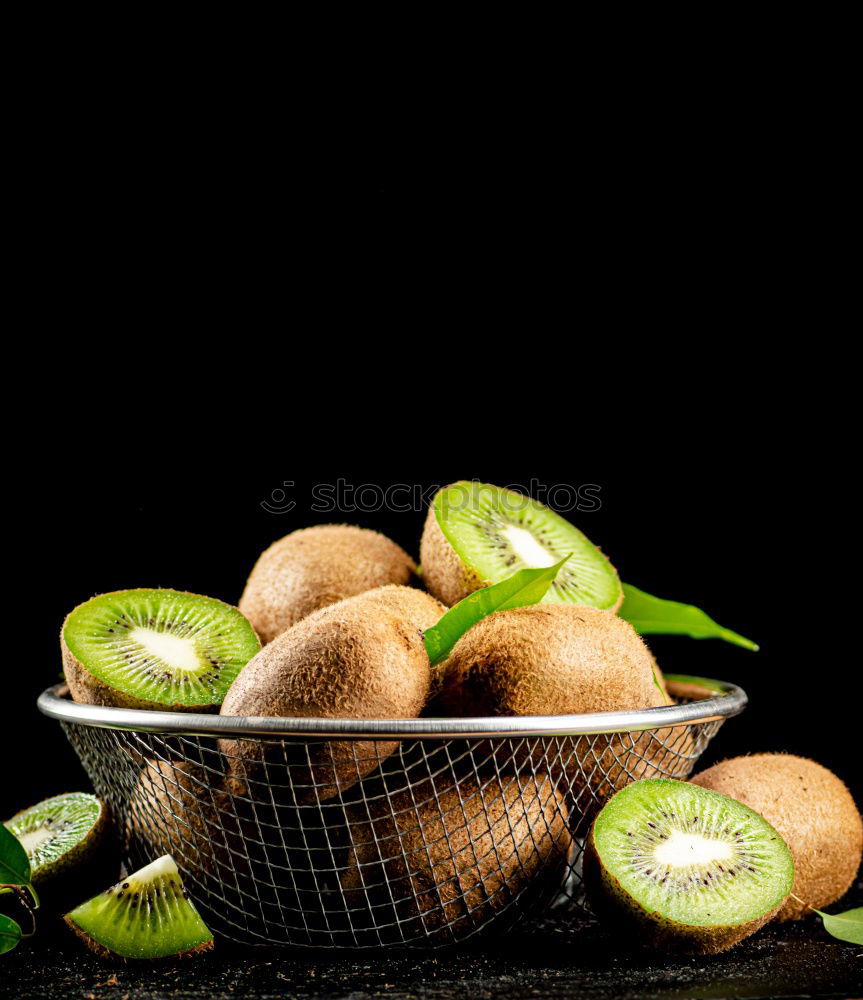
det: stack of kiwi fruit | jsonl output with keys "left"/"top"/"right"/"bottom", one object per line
{"left": 4, "top": 480, "right": 860, "bottom": 959}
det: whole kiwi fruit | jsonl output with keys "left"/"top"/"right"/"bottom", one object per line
{"left": 691, "top": 753, "right": 863, "bottom": 919}
{"left": 125, "top": 759, "right": 251, "bottom": 888}
{"left": 437, "top": 604, "right": 669, "bottom": 802}
{"left": 439, "top": 604, "right": 664, "bottom": 718}
{"left": 340, "top": 772, "right": 571, "bottom": 942}
{"left": 239, "top": 524, "right": 417, "bottom": 642}
{"left": 220, "top": 588, "right": 432, "bottom": 803}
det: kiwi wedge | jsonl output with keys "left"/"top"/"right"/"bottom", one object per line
{"left": 62, "top": 589, "right": 261, "bottom": 710}
{"left": 64, "top": 855, "right": 213, "bottom": 960}
{"left": 5, "top": 792, "right": 109, "bottom": 883}
{"left": 691, "top": 753, "right": 863, "bottom": 919}
{"left": 240, "top": 524, "right": 417, "bottom": 642}
{"left": 584, "top": 779, "right": 794, "bottom": 954}
{"left": 420, "top": 482, "right": 622, "bottom": 609}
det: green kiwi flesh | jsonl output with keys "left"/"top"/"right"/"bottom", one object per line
{"left": 5, "top": 792, "right": 108, "bottom": 883}
{"left": 62, "top": 589, "right": 261, "bottom": 710}
{"left": 585, "top": 779, "right": 794, "bottom": 954}
{"left": 421, "top": 482, "right": 622, "bottom": 609}
{"left": 64, "top": 854, "right": 213, "bottom": 960}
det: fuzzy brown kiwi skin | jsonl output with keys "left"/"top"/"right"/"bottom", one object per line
{"left": 126, "top": 759, "right": 347, "bottom": 935}
{"left": 439, "top": 604, "right": 663, "bottom": 719}
{"left": 220, "top": 589, "right": 432, "bottom": 804}
{"left": 419, "top": 504, "right": 485, "bottom": 608}
{"left": 61, "top": 591, "right": 258, "bottom": 712}
{"left": 239, "top": 524, "right": 417, "bottom": 643}
{"left": 583, "top": 826, "right": 784, "bottom": 955}
{"left": 341, "top": 772, "right": 571, "bottom": 941}
{"left": 436, "top": 605, "right": 669, "bottom": 806}
{"left": 691, "top": 754, "right": 863, "bottom": 920}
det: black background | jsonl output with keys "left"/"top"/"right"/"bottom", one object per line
{"left": 9, "top": 460, "right": 860, "bottom": 815}
{"left": 9, "top": 65, "right": 859, "bottom": 820}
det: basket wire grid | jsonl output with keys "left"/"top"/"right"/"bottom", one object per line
{"left": 38, "top": 676, "right": 745, "bottom": 950}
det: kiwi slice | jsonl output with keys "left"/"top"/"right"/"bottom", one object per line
{"left": 64, "top": 855, "right": 213, "bottom": 960}
{"left": 420, "top": 482, "right": 622, "bottom": 609}
{"left": 62, "top": 589, "right": 261, "bottom": 710}
{"left": 585, "top": 779, "right": 794, "bottom": 954}
{"left": 4, "top": 792, "right": 108, "bottom": 883}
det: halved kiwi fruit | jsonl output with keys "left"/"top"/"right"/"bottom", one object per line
{"left": 420, "top": 482, "right": 622, "bottom": 609}
{"left": 64, "top": 855, "right": 214, "bottom": 960}
{"left": 584, "top": 779, "right": 794, "bottom": 954}
{"left": 4, "top": 792, "right": 109, "bottom": 883}
{"left": 62, "top": 589, "right": 261, "bottom": 710}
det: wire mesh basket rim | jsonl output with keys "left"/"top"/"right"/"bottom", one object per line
{"left": 37, "top": 674, "right": 746, "bottom": 739}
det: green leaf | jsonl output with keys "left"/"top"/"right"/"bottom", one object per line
{"left": 619, "top": 583, "right": 759, "bottom": 651}
{"left": 0, "top": 825, "right": 30, "bottom": 887}
{"left": 0, "top": 913, "right": 22, "bottom": 955}
{"left": 814, "top": 906, "right": 863, "bottom": 945}
{"left": 424, "top": 557, "right": 571, "bottom": 667}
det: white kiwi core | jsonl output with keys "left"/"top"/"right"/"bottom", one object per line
{"left": 130, "top": 627, "right": 202, "bottom": 672}
{"left": 652, "top": 830, "right": 733, "bottom": 868}
{"left": 500, "top": 525, "right": 559, "bottom": 568}
{"left": 16, "top": 826, "right": 55, "bottom": 853}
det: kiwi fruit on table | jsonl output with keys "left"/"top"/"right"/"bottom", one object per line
{"left": 220, "top": 587, "right": 432, "bottom": 804}
{"left": 584, "top": 779, "right": 794, "bottom": 955}
{"left": 691, "top": 753, "right": 863, "bottom": 920}
{"left": 420, "top": 482, "right": 622, "bottom": 610}
{"left": 62, "top": 589, "right": 261, "bottom": 711}
{"left": 64, "top": 854, "right": 213, "bottom": 960}
{"left": 4, "top": 792, "right": 114, "bottom": 899}
{"left": 341, "top": 771, "right": 572, "bottom": 942}
{"left": 239, "top": 524, "right": 417, "bottom": 642}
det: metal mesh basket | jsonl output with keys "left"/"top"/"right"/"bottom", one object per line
{"left": 38, "top": 675, "right": 745, "bottom": 950}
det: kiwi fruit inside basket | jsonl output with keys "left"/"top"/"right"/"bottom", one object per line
{"left": 29, "top": 481, "right": 859, "bottom": 958}
{"left": 219, "top": 586, "right": 433, "bottom": 803}
{"left": 341, "top": 772, "right": 572, "bottom": 943}
{"left": 239, "top": 524, "right": 418, "bottom": 643}
{"left": 61, "top": 589, "right": 261, "bottom": 711}
{"left": 420, "top": 481, "right": 622, "bottom": 609}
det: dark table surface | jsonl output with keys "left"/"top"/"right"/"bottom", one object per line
{"left": 5, "top": 885, "right": 861, "bottom": 1000}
